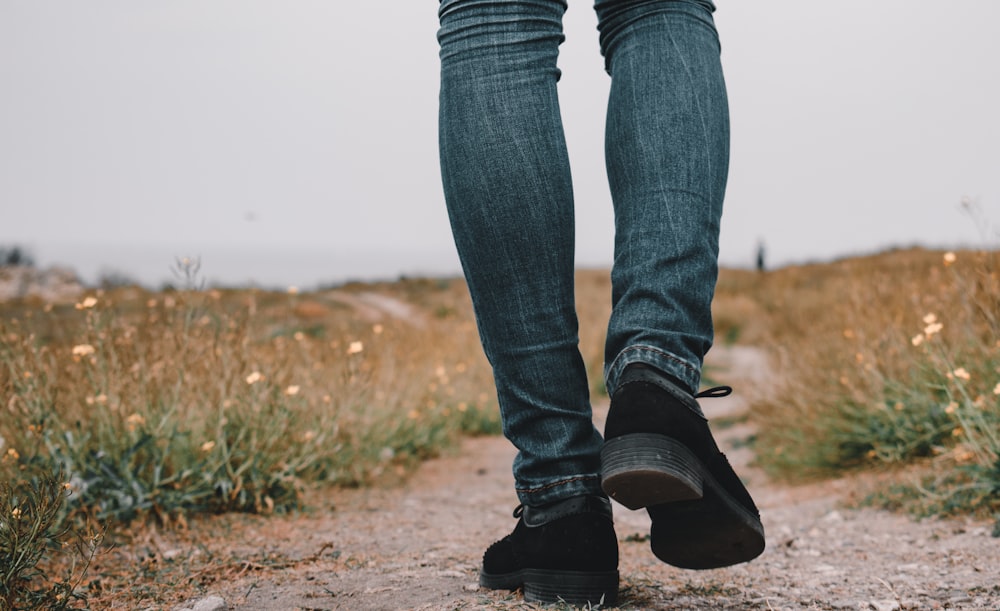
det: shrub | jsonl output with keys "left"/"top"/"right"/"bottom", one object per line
{"left": 752, "top": 248, "right": 999, "bottom": 518}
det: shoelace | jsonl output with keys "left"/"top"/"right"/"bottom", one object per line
{"left": 695, "top": 385, "right": 732, "bottom": 399}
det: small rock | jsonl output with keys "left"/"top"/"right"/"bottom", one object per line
{"left": 822, "top": 510, "right": 844, "bottom": 523}
{"left": 191, "top": 596, "right": 227, "bottom": 611}
{"left": 869, "top": 600, "right": 900, "bottom": 611}
{"left": 436, "top": 570, "right": 466, "bottom": 578}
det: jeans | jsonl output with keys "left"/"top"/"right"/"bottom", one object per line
{"left": 437, "top": 0, "right": 728, "bottom": 506}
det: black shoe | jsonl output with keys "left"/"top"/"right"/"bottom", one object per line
{"left": 479, "top": 495, "right": 619, "bottom": 605}
{"left": 601, "top": 364, "right": 765, "bottom": 569}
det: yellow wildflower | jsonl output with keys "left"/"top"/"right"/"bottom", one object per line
{"left": 245, "top": 371, "right": 264, "bottom": 385}
{"left": 75, "top": 296, "right": 98, "bottom": 310}
{"left": 200, "top": 441, "right": 216, "bottom": 452}
{"left": 285, "top": 385, "right": 300, "bottom": 396}
{"left": 347, "top": 341, "right": 364, "bottom": 355}
{"left": 72, "top": 344, "right": 96, "bottom": 357}
{"left": 943, "top": 251, "right": 957, "bottom": 266}
{"left": 951, "top": 367, "right": 971, "bottom": 381}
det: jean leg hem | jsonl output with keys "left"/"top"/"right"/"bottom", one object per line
{"left": 516, "top": 474, "right": 604, "bottom": 507}
{"left": 605, "top": 345, "right": 700, "bottom": 397}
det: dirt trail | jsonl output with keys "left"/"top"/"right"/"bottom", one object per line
{"left": 171, "top": 347, "right": 1000, "bottom": 610}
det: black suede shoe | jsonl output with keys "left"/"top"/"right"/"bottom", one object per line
{"left": 479, "top": 495, "right": 619, "bottom": 605}
{"left": 601, "top": 364, "right": 765, "bottom": 569}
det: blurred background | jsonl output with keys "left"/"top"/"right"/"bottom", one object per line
{"left": 2, "top": 0, "right": 998, "bottom": 289}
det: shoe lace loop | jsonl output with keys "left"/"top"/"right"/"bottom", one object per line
{"left": 512, "top": 504, "right": 524, "bottom": 519}
{"left": 695, "top": 385, "right": 732, "bottom": 399}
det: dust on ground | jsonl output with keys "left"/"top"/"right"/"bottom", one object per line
{"left": 147, "top": 346, "right": 1000, "bottom": 610}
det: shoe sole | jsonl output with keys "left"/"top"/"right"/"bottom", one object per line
{"left": 601, "top": 432, "right": 765, "bottom": 569}
{"left": 480, "top": 568, "right": 619, "bottom": 606}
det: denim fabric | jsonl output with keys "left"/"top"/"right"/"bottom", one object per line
{"left": 437, "top": 0, "right": 727, "bottom": 506}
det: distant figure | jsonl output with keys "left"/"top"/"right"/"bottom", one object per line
{"left": 757, "top": 241, "right": 767, "bottom": 272}
{"left": 437, "top": 0, "right": 765, "bottom": 605}
{"left": 0, "top": 245, "right": 33, "bottom": 268}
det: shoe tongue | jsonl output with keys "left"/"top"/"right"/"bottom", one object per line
{"left": 522, "top": 495, "right": 612, "bottom": 527}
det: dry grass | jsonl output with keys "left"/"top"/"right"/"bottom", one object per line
{"left": 0, "top": 268, "right": 500, "bottom": 606}
{"left": 734, "top": 247, "right": 1000, "bottom": 518}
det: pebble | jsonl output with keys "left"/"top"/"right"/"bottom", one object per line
{"left": 174, "top": 595, "right": 227, "bottom": 611}
{"left": 822, "top": 510, "right": 844, "bottom": 523}
{"left": 869, "top": 600, "right": 900, "bottom": 611}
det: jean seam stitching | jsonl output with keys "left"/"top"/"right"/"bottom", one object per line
{"left": 610, "top": 344, "right": 699, "bottom": 377}
{"left": 515, "top": 474, "right": 601, "bottom": 495}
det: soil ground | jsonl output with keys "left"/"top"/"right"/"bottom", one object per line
{"left": 147, "top": 347, "right": 1000, "bottom": 610}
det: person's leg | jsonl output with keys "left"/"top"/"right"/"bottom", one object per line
{"left": 437, "top": 0, "right": 617, "bottom": 604}
{"left": 438, "top": 0, "right": 603, "bottom": 507}
{"left": 594, "top": 0, "right": 765, "bottom": 569}
{"left": 598, "top": 0, "right": 729, "bottom": 396}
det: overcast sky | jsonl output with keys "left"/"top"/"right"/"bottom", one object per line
{"left": 2, "top": 1, "right": 998, "bottom": 288}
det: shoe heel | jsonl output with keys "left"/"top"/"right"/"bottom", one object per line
{"left": 601, "top": 433, "right": 703, "bottom": 510}
{"left": 522, "top": 569, "right": 619, "bottom": 606}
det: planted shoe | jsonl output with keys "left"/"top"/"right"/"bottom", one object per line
{"left": 479, "top": 495, "right": 619, "bottom": 605}
{"left": 601, "top": 364, "right": 765, "bottom": 569}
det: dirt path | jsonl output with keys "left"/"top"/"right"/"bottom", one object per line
{"left": 169, "top": 347, "right": 1000, "bottom": 610}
